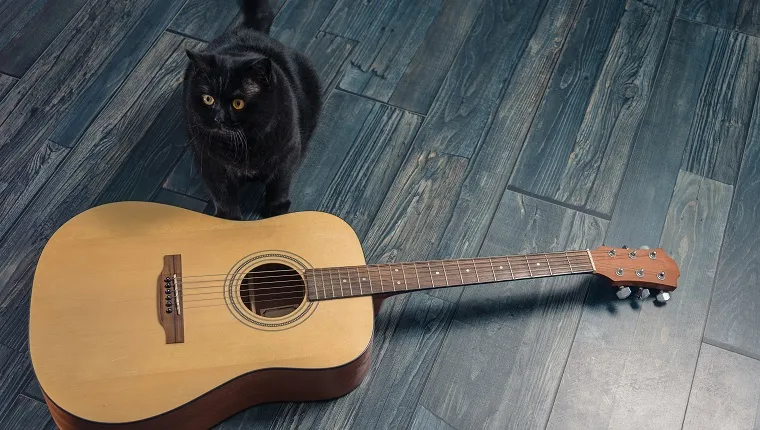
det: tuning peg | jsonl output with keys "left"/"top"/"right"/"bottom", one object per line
{"left": 635, "top": 288, "right": 650, "bottom": 299}
{"left": 655, "top": 291, "right": 671, "bottom": 303}
{"left": 616, "top": 286, "right": 632, "bottom": 299}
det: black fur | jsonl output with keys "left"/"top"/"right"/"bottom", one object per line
{"left": 183, "top": 0, "right": 321, "bottom": 219}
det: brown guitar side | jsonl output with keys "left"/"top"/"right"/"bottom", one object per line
{"left": 43, "top": 344, "right": 371, "bottom": 429}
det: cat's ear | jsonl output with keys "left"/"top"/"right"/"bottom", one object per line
{"left": 186, "top": 49, "right": 214, "bottom": 71}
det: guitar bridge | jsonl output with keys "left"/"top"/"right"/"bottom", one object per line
{"left": 157, "top": 255, "right": 184, "bottom": 344}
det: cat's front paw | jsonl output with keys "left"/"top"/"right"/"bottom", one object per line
{"left": 262, "top": 199, "right": 291, "bottom": 218}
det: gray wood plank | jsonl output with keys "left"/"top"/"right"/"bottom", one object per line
{"left": 319, "top": 104, "right": 423, "bottom": 239}
{"left": 413, "top": 0, "right": 550, "bottom": 157}
{"left": 0, "top": 33, "right": 200, "bottom": 350}
{"left": 0, "top": 0, "right": 189, "bottom": 241}
{"left": 592, "top": 18, "right": 717, "bottom": 224}
{"left": 0, "top": 140, "right": 69, "bottom": 240}
{"left": 704, "top": 83, "right": 760, "bottom": 360}
{"left": 549, "top": 170, "right": 732, "bottom": 429}
{"left": 681, "top": 30, "right": 760, "bottom": 185}
{"left": 271, "top": 150, "right": 468, "bottom": 429}
{"left": 96, "top": 86, "right": 187, "bottom": 205}
{"left": 272, "top": 0, "right": 341, "bottom": 51}
{"left": 0, "top": 0, "right": 91, "bottom": 77}
{"left": 168, "top": 0, "right": 241, "bottom": 41}
{"left": 0, "top": 0, "right": 47, "bottom": 53}
{"left": 331, "top": 0, "right": 445, "bottom": 103}
{"left": 510, "top": 0, "right": 678, "bottom": 215}
{"left": 163, "top": 150, "right": 211, "bottom": 201}
{"left": 683, "top": 343, "right": 760, "bottom": 429}
{"left": 508, "top": 0, "right": 626, "bottom": 205}
{"left": 0, "top": 346, "right": 34, "bottom": 421}
{"left": 427, "top": 0, "right": 584, "bottom": 294}
{"left": 302, "top": 32, "right": 356, "bottom": 98}
{"left": 49, "top": 0, "right": 188, "bottom": 145}
{"left": 678, "top": 0, "right": 740, "bottom": 29}
{"left": 409, "top": 405, "right": 455, "bottom": 430}
{"left": 290, "top": 90, "right": 377, "bottom": 212}
{"left": 153, "top": 189, "right": 209, "bottom": 213}
{"left": 23, "top": 375, "right": 44, "bottom": 403}
{"left": 388, "top": 0, "right": 485, "bottom": 114}
{"left": 422, "top": 192, "right": 607, "bottom": 429}
{"left": 0, "top": 395, "right": 55, "bottom": 430}
{"left": 0, "top": 73, "right": 17, "bottom": 103}
{"left": 737, "top": 0, "right": 760, "bottom": 37}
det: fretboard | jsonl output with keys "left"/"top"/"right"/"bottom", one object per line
{"left": 305, "top": 250, "right": 595, "bottom": 301}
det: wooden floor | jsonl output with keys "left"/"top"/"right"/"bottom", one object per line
{"left": 2, "top": 0, "right": 760, "bottom": 428}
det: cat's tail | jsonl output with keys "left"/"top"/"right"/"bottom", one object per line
{"left": 237, "top": 0, "right": 275, "bottom": 34}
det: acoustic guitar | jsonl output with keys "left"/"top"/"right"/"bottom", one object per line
{"left": 29, "top": 201, "right": 680, "bottom": 429}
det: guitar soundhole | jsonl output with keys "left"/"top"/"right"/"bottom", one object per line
{"left": 240, "top": 263, "right": 305, "bottom": 318}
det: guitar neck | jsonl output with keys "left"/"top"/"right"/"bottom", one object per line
{"left": 305, "top": 250, "right": 596, "bottom": 301}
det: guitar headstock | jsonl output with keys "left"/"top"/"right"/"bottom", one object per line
{"left": 591, "top": 245, "right": 680, "bottom": 303}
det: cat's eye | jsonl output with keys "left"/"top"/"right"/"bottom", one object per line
{"left": 202, "top": 94, "right": 214, "bottom": 105}
{"left": 232, "top": 99, "right": 245, "bottom": 110}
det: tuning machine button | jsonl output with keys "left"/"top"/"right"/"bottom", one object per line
{"left": 616, "top": 286, "right": 632, "bottom": 299}
{"left": 635, "top": 288, "right": 650, "bottom": 299}
{"left": 655, "top": 291, "right": 671, "bottom": 303}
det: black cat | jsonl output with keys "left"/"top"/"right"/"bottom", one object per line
{"left": 183, "top": 0, "right": 321, "bottom": 219}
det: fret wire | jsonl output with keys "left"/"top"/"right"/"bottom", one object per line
{"left": 389, "top": 264, "right": 396, "bottom": 292}
{"left": 455, "top": 259, "right": 464, "bottom": 283}
{"left": 427, "top": 261, "right": 435, "bottom": 287}
{"left": 414, "top": 262, "right": 421, "bottom": 290}
{"left": 472, "top": 259, "right": 480, "bottom": 282}
{"left": 356, "top": 266, "right": 363, "bottom": 295}
{"left": 488, "top": 257, "right": 497, "bottom": 281}
{"left": 566, "top": 252, "right": 574, "bottom": 274}
{"left": 506, "top": 257, "right": 515, "bottom": 280}
{"left": 376, "top": 266, "right": 383, "bottom": 293}
{"left": 544, "top": 253, "right": 552, "bottom": 276}
{"left": 524, "top": 255, "right": 533, "bottom": 277}
{"left": 443, "top": 261, "right": 450, "bottom": 286}
{"left": 326, "top": 268, "right": 333, "bottom": 298}
{"left": 315, "top": 268, "right": 321, "bottom": 300}
{"left": 401, "top": 263, "right": 408, "bottom": 290}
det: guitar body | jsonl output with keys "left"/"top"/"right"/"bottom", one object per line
{"left": 30, "top": 202, "right": 375, "bottom": 429}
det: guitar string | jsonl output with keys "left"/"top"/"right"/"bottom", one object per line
{"left": 180, "top": 262, "right": 598, "bottom": 307}
{"left": 173, "top": 251, "right": 595, "bottom": 282}
{"left": 175, "top": 253, "right": 596, "bottom": 288}
{"left": 179, "top": 254, "right": 596, "bottom": 291}
{"left": 177, "top": 257, "right": 597, "bottom": 297}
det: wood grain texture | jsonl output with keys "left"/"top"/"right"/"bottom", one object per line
{"left": 704, "top": 84, "right": 760, "bottom": 360}
{"left": 388, "top": 0, "right": 485, "bottom": 114}
{"left": 331, "top": 0, "right": 445, "bottom": 103}
{"left": 168, "top": 0, "right": 241, "bottom": 41}
{"left": 429, "top": 0, "right": 584, "bottom": 285}
{"left": 49, "top": 0, "right": 188, "bottom": 145}
{"left": 23, "top": 374, "right": 44, "bottom": 403}
{"left": 163, "top": 150, "right": 211, "bottom": 201}
{"left": 683, "top": 343, "right": 760, "bottom": 429}
{"left": 318, "top": 103, "right": 423, "bottom": 239}
{"left": 96, "top": 86, "right": 187, "bottom": 205}
{"left": 508, "top": 0, "right": 626, "bottom": 203}
{"left": 0, "top": 139, "right": 69, "bottom": 240}
{"left": 413, "top": 0, "right": 549, "bottom": 157}
{"left": 0, "top": 395, "right": 55, "bottom": 430}
{"left": 303, "top": 32, "right": 356, "bottom": 97}
{"left": 549, "top": 170, "right": 732, "bottom": 429}
{"left": 681, "top": 30, "right": 760, "bottom": 185}
{"left": 0, "top": 0, "right": 48, "bottom": 54}
{"left": 0, "top": 33, "right": 200, "bottom": 351}
{"left": 272, "top": 0, "right": 341, "bottom": 50}
{"left": 422, "top": 192, "right": 607, "bottom": 429}
{"left": 0, "top": 346, "right": 34, "bottom": 421}
{"left": 737, "top": 0, "right": 760, "bottom": 37}
{"left": 0, "top": 73, "right": 16, "bottom": 103}
{"left": 0, "top": 0, "right": 189, "bottom": 241}
{"left": 409, "top": 405, "right": 455, "bottom": 430}
{"left": 678, "top": 0, "right": 740, "bottom": 29}
{"left": 270, "top": 150, "right": 468, "bottom": 429}
{"left": 510, "top": 0, "right": 678, "bottom": 214}
{"left": 0, "top": 0, "right": 91, "bottom": 77}
{"left": 599, "top": 19, "right": 716, "bottom": 228}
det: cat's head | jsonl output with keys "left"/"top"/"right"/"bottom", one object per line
{"left": 184, "top": 49, "right": 277, "bottom": 134}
